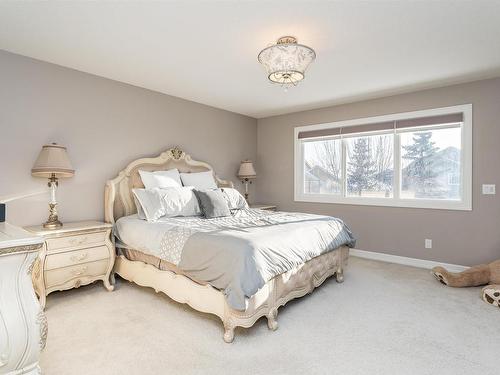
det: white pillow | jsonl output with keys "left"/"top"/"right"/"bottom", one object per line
{"left": 132, "top": 188, "right": 165, "bottom": 221}
{"left": 133, "top": 187, "right": 201, "bottom": 221}
{"left": 139, "top": 169, "right": 182, "bottom": 189}
{"left": 161, "top": 186, "right": 201, "bottom": 217}
{"left": 180, "top": 171, "right": 217, "bottom": 190}
{"left": 221, "top": 188, "right": 248, "bottom": 210}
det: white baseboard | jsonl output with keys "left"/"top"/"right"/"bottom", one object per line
{"left": 350, "top": 248, "right": 468, "bottom": 273}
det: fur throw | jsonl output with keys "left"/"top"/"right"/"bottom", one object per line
{"left": 432, "top": 260, "right": 500, "bottom": 309}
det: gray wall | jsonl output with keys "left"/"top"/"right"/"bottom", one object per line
{"left": 0, "top": 50, "right": 257, "bottom": 226}
{"left": 2, "top": 49, "right": 498, "bottom": 267}
{"left": 257, "top": 78, "right": 500, "bottom": 266}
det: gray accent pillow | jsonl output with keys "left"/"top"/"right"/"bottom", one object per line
{"left": 194, "top": 189, "right": 231, "bottom": 218}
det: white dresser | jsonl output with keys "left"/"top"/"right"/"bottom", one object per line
{"left": 0, "top": 223, "right": 46, "bottom": 375}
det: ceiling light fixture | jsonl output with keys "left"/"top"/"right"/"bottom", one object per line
{"left": 257, "top": 36, "right": 316, "bottom": 90}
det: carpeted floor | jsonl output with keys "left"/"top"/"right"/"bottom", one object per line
{"left": 40, "top": 257, "right": 499, "bottom": 375}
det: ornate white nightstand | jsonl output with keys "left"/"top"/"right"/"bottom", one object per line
{"left": 250, "top": 204, "right": 277, "bottom": 211}
{"left": 24, "top": 221, "right": 115, "bottom": 309}
{"left": 0, "top": 223, "right": 46, "bottom": 375}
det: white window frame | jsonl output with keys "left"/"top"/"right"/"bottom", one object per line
{"left": 294, "top": 104, "right": 472, "bottom": 211}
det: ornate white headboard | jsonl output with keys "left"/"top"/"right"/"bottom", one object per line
{"left": 104, "top": 147, "right": 234, "bottom": 223}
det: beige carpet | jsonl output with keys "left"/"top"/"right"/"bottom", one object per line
{"left": 40, "top": 257, "right": 499, "bottom": 375}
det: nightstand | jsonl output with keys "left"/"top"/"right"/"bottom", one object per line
{"left": 250, "top": 204, "right": 277, "bottom": 211}
{"left": 25, "top": 221, "right": 115, "bottom": 309}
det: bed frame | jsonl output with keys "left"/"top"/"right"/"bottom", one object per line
{"left": 105, "top": 147, "right": 349, "bottom": 342}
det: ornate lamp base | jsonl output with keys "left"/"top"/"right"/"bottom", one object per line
{"left": 43, "top": 203, "right": 63, "bottom": 229}
{"left": 241, "top": 178, "right": 253, "bottom": 202}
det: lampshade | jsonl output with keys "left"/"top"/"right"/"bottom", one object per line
{"left": 31, "top": 143, "right": 74, "bottom": 178}
{"left": 258, "top": 36, "right": 316, "bottom": 88}
{"left": 237, "top": 160, "right": 256, "bottom": 179}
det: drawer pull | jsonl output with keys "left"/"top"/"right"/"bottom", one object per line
{"left": 68, "top": 236, "right": 88, "bottom": 246}
{"left": 71, "top": 266, "right": 88, "bottom": 276}
{"left": 70, "top": 252, "right": 88, "bottom": 262}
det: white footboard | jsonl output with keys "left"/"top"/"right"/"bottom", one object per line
{"left": 114, "top": 245, "right": 349, "bottom": 342}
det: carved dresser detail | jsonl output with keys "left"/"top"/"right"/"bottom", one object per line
{"left": 0, "top": 223, "right": 45, "bottom": 374}
{"left": 25, "top": 221, "right": 115, "bottom": 309}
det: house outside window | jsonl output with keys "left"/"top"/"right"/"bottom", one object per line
{"left": 294, "top": 104, "right": 472, "bottom": 210}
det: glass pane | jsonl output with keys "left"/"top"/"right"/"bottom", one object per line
{"left": 346, "top": 134, "right": 394, "bottom": 197}
{"left": 400, "top": 127, "right": 461, "bottom": 200}
{"left": 303, "top": 139, "right": 342, "bottom": 195}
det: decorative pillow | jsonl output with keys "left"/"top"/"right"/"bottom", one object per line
{"left": 220, "top": 188, "right": 248, "bottom": 210}
{"left": 132, "top": 187, "right": 201, "bottom": 221}
{"left": 193, "top": 189, "right": 231, "bottom": 219}
{"left": 132, "top": 188, "right": 165, "bottom": 221}
{"left": 161, "top": 186, "right": 201, "bottom": 217}
{"left": 138, "top": 169, "right": 182, "bottom": 189}
{"left": 180, "top": 171, "right": 217, "bottom": 190}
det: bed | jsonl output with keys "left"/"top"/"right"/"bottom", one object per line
{"left": 105, "top": 147, "right": 354, "bottom": 342}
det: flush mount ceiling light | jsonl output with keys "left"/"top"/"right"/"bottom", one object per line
{"left": 258, "top": 36, "right": 316, "bottom": 90}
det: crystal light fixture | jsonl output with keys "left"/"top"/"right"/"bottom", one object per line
{"left": 257, "top": 36, "right": 316, "bottom": 89}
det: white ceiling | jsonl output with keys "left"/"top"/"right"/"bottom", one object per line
{"left": 1, "top": 1, "right": 500, "bottom": 118}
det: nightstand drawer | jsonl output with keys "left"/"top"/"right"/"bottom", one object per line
{"left": 46, "top": 231, "right": 106, "bottom": 251}
{"left": 45, "top": 245, "right": 110, "bottom": 270}
{"left": 44, "top": 259, "right": 109, "bottom": 287}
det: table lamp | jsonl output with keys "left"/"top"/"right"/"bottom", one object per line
{"left": 237, "top": 160, "right": 256, "bottom": 201}
{"left": 31, "top": 143, "right": 74, "bottom": 229}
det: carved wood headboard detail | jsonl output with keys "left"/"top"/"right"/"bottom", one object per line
{"left": 104, "top": 147, "right": 234, "bottom": 223}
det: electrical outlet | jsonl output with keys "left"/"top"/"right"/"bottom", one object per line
{"left": 482, "top": 184, "right": 496, "bottom": 195}
{"left": 425, "top": 239, "right": 432, "bottom": 249}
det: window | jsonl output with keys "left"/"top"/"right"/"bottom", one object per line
{"left": 400, "top": 127, "right": 461, "bottom": 200}
{"left": 294, "top": 104, "right": 472, "bottom": 210}
{"left": 303, "top": 138, "right": 341, "bottom": 195}
{"left": 346, "top": 133, "right": 394, "bottom": 198}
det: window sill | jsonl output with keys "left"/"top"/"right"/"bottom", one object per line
{"left": 294, "top": 194, "right": 472, "bottom": 211}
